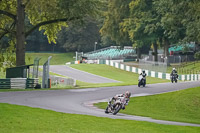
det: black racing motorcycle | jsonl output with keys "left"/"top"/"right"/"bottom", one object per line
{"left": 171, "top": 74, "right": 178, "bottom": 83}
{"left": 138, "top": 75, "right": 146, "bottom": 87}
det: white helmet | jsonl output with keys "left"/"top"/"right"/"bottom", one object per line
{"left": 173, "top": 68, "right": 175, "bottom": 70}
{"left": 125, "top": 91, "right": 131, "bottom": 98}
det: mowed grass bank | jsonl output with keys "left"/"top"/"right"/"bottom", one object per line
{"left": 0, "top": 103, "right": 199, "bottom": 133}
{"left": 70, "top": 64, "right": 169, "bottom": 87}
{"left": 26, "top": 52, "right": 74, "bottom": 65}
{"left": 167, "top": 61, "right": 200, "bottom": 74}
{"left": 95, "top": 87, "right": 200, "bottom": 124}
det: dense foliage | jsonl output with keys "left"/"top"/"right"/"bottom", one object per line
{"left": 0, "top": 0, "right": 104, "bottom": 67}
{"left": 0, "top": 0, "right": 200, "bottom": 68}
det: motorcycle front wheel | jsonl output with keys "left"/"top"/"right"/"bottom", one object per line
{"left": 105, "top": 106, "right": 109, "bottom": 114}
{"left": 138, "top": 82, "right": 140, "bottom": 87}
{"left": 143, "top": 83, "right": 145, "bottom": 87}
{"left": 113, "top": 104, "right": 122, "bottom": 115}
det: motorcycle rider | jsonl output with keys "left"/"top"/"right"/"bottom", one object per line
{"left": 171, "top": 68, "right": 178, "bottom": 78}
{"left": 140, "top": 70, "right": 147, "bottom": 84}
{"left": 110, "top": 91, "right": 131, "bottom": 110}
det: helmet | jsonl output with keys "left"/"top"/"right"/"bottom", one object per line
{"left": 125, "top": 91, "right": 131, "bottom": 98}
{"left": 173, "top": 68, "right": 175, "bottom": 70}
{"left": 142, "top": 70, "right": 145, "bottom": 73}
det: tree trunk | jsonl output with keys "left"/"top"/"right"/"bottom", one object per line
{"left": 153, "top": 43, "right": 158, "bottom": 62}
{"left": 164, "top": 38, "right": 169, "bottom": 58}
{"left": 164, "top": 38, "right": 170, "bottom": 65}
{"left": 136, "top": 47, "right": 141, "bottom": 61}
{"left": 16, "top": 0, "right": 25, "bottom": 66}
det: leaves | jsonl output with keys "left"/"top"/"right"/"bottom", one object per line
{"left": 100, "top": 0, "right": 132, "bottom": 46}
{"left": 0, "top": 0, "right": 103, "bottom": 66}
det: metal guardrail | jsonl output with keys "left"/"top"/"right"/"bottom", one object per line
{"left": 0, "top": 78, "right": 39, "bottom": 89}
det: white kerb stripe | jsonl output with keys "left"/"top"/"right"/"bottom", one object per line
{"left": 158, "top": 72, "right": 162, "bottom": 79}
{"left": 120, "top": 64, "right": 124, "bottom": 70}
{"left": 126, "top": 66, "right": 130, "bottom": 71}
{"left": 151, "top": 71, "right": 155, "bottom": 77}
{"left": 132, "top": 67, "right": 136, "bottom": 73}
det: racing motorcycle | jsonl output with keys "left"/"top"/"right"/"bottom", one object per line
{"left": 138, "top": 74, "right": 146, "bottom": 87}
{"left": 171, "top": 73, "right": 178, "bottom": 83}
{"left": 105, "top": 97, "right": 127, "bottom": 115}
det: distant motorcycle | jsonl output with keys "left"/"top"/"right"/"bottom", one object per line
{"left": 105, "top": 97, "right": 127, "bottom": 115}
{"left": 138, "top": 75, "right": 146, "bottom": 87}
{"left": 171, "top": 74, "right": 178, "bottom": 83}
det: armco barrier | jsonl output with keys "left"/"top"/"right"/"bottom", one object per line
{"left": 0, "top": 78, "right": 39, "bottom": 89}
{"left": 104, "top": 60, "right": 200, "bottom": 81}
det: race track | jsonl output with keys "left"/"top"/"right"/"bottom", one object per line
{"left": 49, "top": 65, "right": 120, "bottom": 83}
{"left": 0, "top": 81, "right": 200, "bottom": 127}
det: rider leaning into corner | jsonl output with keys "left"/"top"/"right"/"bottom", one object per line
{"left": 111, "top": 91, "right": 131, "bottom": 110}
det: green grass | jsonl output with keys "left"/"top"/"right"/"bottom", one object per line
{"left": 125, "top": 60, "right": 200, "bottom": 74}
{"left": 0, "top": 103, "right": 199, "bottom": 133}
{"left": 95, "top": 86, "right": 200, "bottom": 124}
{"left": 0, "top": 52, "right": 75, "bottom": 78}
{"left": 26, "top": 52, "right": 75, "bottom": 65}
{"left": 167, "top": 61, "right": 200, "bottom": 74}
{"left": 70, "top": 64, "right": 169, "bottom": 87}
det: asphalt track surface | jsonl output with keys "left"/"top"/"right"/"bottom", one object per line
{"left": 1, "top": 82, "right": 200, "bottom": 127}
{"left": 0, "top": 66, "right": 200, "bottom": 127}
{"left": 49, "top": 65, "right": 120, "bottom": 83}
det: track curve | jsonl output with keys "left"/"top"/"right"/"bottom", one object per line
{"left": 0, "top": 81, "right": 200, "bottom": 127}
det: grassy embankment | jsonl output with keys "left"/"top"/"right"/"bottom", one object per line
{"left": 25, "top": 52, "right": 75, "bottom": 65}
{"left": 1, "top": 52, "right": 199, "bottom": 89}
{"left": 0, "top": 63, "right": 169, "bottom": 91}
{"left": 124, "top": 61, "right": 200, "bottom": 74}
{"left": 167, "top": 61, "right": 200, "bottom": 74}
{"left": 70, "top": 64, "right": 169, "bottom": 88}
{"left": 0, "top": 87, "right": 200, "bottom": 132}
{"left": 95, "top": 86, "right": 200, "bottom": 124}
{"left": 1, "top": 54, "right": 169, "bottom": 91}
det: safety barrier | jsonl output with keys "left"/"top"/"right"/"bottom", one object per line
{"left": 0, "top": 78, "right": 39, "bottom": 89}
{"left": 105, "top": 60, "right": 200, "bottom": 81}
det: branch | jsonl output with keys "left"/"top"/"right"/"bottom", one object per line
{"left": 25, "top": 17, "right": 79, "bottom": 38}
{"left": 0, "top": 10, "right": 16, "bottom": 20}
{"left": 0, "top": 31, "right": 8, "bottom": 40}
{"left": 24, "top": 0, "right": 30, "bottom": 5}
{"left": 0, "top": 22, "right": 16, "bottom": 40}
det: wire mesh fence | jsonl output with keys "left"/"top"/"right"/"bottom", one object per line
{"left": 50, "top": 76, "right": 76, "bottom": 87}
{"left": 139, "top": 59, "right": 168, "bottom": 73}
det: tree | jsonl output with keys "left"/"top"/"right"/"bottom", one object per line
{"left": 0, "top": 0, "right": 103, "bottom": 66}
{"left": 194, "top": 51, "right": 200, "bottom": 62}
{"left": 100, "top": 0, "right": 132, "bottom": 46}
{"left": 153, "top": 0, "right": 200, "bottom": 63}
{"left": 57, "top": 17, "right": 101, "bottom": 52}
{"left": 154, "top": 0, "right": 200, "bottom": 45}
{"left": 120, "top": 0, "right": 162, "bottom": 61}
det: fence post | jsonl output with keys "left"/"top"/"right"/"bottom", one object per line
{"left": 42, "top": 56, "right": 52, "bottom": 88}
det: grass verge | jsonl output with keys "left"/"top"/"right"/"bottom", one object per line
{"left": 70, "top": 64, "right": 169, "bottom": 86}
{"left": 26, "top": 52, "right": 74, "bottom": 65}
{"left": 95, "top": 86, "right": 200, "bottom": 124}
{"left": 0, "top": 103, "right": 199, "bottom": 133}
{"left": 0, "top": 64, "right": 169, "bottom": 91}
